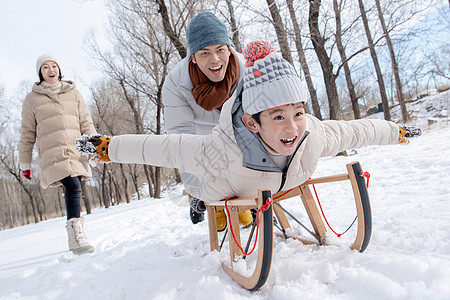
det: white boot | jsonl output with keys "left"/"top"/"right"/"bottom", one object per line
{"left": 66, "top": 217, "right": 95, "bottom": 255}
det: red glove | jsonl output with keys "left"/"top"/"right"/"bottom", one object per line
{"left": 21, "top": 170, "right": 31, "bottom": 180}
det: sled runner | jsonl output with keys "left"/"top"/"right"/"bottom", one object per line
{"left": 204, "top": 161, "right": 372, "bottom": 291}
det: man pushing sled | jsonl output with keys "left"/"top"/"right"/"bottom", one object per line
{"left": 77, "top": 40, "right": 421, "bottom": 290}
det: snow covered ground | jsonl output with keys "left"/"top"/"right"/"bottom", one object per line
{"left": 1, "top": 92, "right": 449, "bottom": 299}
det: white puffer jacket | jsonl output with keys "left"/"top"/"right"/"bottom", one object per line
{"left": 107, "top": 93, "right": 399, "bottom": 201}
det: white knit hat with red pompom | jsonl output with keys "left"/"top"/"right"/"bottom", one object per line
{"left": 242, "top": 41, "right": 307, "bottom": 115}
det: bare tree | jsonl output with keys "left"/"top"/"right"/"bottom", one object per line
{"left": 0, "top": 138, "right": 40, "bottom": 224}
{"left": 154, "top": 0, "right": 191, "bottom": 59}
{"left": 87, "top": 0, "right": 179, "bottom": 198}
{"left": 333, "top": 0, "right": 361, "bottom": 119}
{"left": 88, "top": 77, "right": 149, "bottom": 204}
{"left": 308, "top": 0, "right": 343, "bottom": 120}
{"left": 224, "top": 0, "right": 242, "bottom": 52}
{"left": 285, "top": 0, "right": 322, "bottom": 119}
{"left": 0, "top": 84, "right": 7, "bottom": 135}
{"left": 426, "top": 44, "right": 450, "bottom": 82}
{"left": 80, "top": 181, "right": 92, "bottom": 214}
{"left": 375, "top": 0, "right": 410, "bottom": 123}
{"left": 266, "top": 0, "right": 294, "bottom": 64}
{"left": 358, "top": 0, "right": 391, "bottom": 121}
{"left": 428, "top": 4, "right": 450, "bottom": 83}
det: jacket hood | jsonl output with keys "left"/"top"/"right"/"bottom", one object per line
{"left": 32, "top": 80, "right": 76, "bottom": 96}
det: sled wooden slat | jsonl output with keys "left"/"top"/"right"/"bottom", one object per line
{"left": 299, "top": 184, "right": 328, "bottom": 241}
{"left": 302, "top": 173, "right": 350, "bottom": 185}
{"left": 204, "top": 161, "right": 372, "bottom": 291}
{"left": 206, "top": 199, "right": 257, "bottom": 210}
{"left": 206, "top": 205, "right": 220, "bottom": 251}
{"left": 273, "top": 203, "right": 291, "bottom": 231}
{"left": 228, "top": 207, "right": 242, "bottom": 262}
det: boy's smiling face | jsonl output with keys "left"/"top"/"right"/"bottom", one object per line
{"left": 243, "top": 102, "right": 307, "bottom": 156}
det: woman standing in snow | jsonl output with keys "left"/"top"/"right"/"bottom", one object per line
{"left": 19, "top": 54, "right": 96, "bottom": 255}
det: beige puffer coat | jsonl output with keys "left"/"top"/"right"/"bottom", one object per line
{"left": 107, "top": 96, "right": 399, "bottom": 201}
{"left": 19, "top": 81, "right": 96, "bottom": 188}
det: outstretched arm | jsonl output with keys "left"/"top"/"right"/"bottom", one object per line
{"left": 318, "top": 118, "right": 420, "bottom": 157}
{"left": 77, "top": 133, "right": 231, "bottom": 177}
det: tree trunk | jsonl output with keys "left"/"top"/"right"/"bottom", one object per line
{"left": 266, "top": 0, "right": 294, "bottom": 64}
{"left": 308, "top": 0, "right": 342, "bottom": 120}
{"left": 225, "top": 0, "right": 242, "bottom": 53}
{"left": 16, "top": 177, "right": 39, "bottom": 223}
{"left": 130, "top": 165, "right": 141, "bottom": 200}
{"left": 28, "top": 193, "right": 39, "bottom": 223}
{"left": 333, "top": 0, "right": 361, "bottom": 119}
{"left": 153, "top": 167, "right": 161, "bottom": 198}
{"left": 143, "top": 165, "right": 155, "bottom": 198}
{"left": 120, "top": 164, "right": 131, "bottom": 203}
{"left": 58, "top": 186, "right": 65, "bottom": 217}
{"left": 37, "top": 187, "right": 46, "bottom": 221}
{"left": 358, "top": 0, "right": 391, "bottom": 121}
{"left": 286, "top": 0, "right": 322, "bottom": 119}
{"left": 152, "top": 60, "right": 166, "bottom": 199}
{"left": 102, "top": 164, "right": 110, "bottom": 208}
{"left": 375, "top": 0, "right": 410, "bottom": 123}
{"left": 120, "top": 79, "right": 144, "bottom": 134}
{"left": 155, "top": 0, "right": 187, "bottom": 59}
{"left": 81, "top": 180, "right": 92, "bottom": 214}
{"left": 108, "top": 171, "right": 114, "bottom": 205}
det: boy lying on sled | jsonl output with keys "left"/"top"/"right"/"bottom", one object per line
{"left": 77, "top": 41, "right": 420, "bottom": 230}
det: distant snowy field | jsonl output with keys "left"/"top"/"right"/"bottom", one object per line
{"left": 1, "top": 91, "right": 449, "bottom": 300}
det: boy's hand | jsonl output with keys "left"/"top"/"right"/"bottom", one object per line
{"left": 76, "top": 134, "right": 111, "bottom": 163}
{"left": 398, "top": 125, "right": 422, "bottom": 144}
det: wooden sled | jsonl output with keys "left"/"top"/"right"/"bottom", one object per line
{"left": 204, "top": 161, "right": 372, "bottom": 291}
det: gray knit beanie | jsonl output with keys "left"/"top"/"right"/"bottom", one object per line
{"left": 242, "top": 41, "right": 307, "bottom": 115}
{"left": 36, "top": 54, "right": 59, "bottom": 76}
{"left": 186, "top": 12, "right": 230, "bottom": 56}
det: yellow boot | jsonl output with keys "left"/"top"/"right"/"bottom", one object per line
{"left": 216, "top": 210, "right": 227, "bottom": 232}
{"left": 238, "top": 210, "right": 253, "bottom": 227}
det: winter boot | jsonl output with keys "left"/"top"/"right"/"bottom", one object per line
{"left": 66, "top": 217, "right": 95, "bottom": 255}
{"left": 190, "top": 198, "right": 205, "bottom": 224}
{"left": 216, "top": 210, "right": 227, "bottom": 232}
{"left": 238, "top": 210, "right": 253, "bottom": 227}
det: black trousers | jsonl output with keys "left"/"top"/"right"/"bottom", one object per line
{"left": 60, "top": 176, "right": 82, "bottom": 220}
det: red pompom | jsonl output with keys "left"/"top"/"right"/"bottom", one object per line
{"left": 243, "top": 41, "right": 277, "bottom": 67}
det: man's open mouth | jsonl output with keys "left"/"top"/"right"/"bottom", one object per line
{"left": 209, "top": 65, "right": 222, "bottom": 73}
